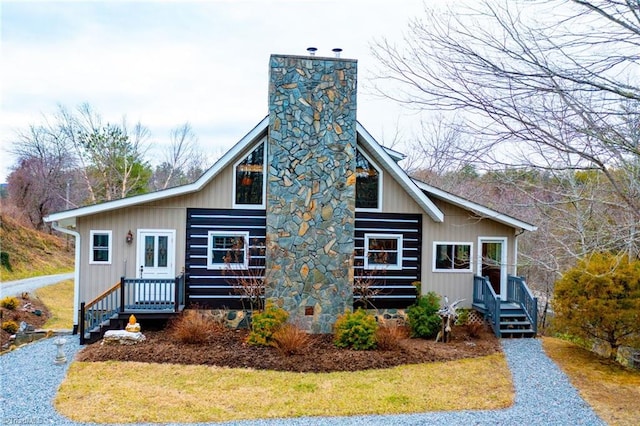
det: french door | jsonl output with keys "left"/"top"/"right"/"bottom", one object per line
{"left": 136, "top": 230, "right": 176, "bottom": 304}
{"left": 137, "top": 230, "right": 176, "bottom": 279}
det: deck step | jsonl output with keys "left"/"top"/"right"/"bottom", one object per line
{"left": 500, "top": 320, "right": 531, "bottom": 327}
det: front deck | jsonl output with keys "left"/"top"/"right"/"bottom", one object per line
{"left": 80, "top": 275, "right": 186, "bottom": 344}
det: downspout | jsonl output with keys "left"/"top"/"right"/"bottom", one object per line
{"left": 52, "top": 221, "right": 81, "bottom": 334}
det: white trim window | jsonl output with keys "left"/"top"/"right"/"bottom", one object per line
{"left": 207, "top": 231, "right": 249, "bottom": 270}
{"left": 433, "top": 242, "right": 473, "bottom": 272}
{"left": 233, "top": 140, "right": 266, "bottom": 208}
{"left": 364, "top": 234, "right": 402, "bottom": 270}
{"left": 355, "top": 149, "right": 382, "bottom": 211}
{"left": 89, "top": 230, "right": 112, "bottom": 264}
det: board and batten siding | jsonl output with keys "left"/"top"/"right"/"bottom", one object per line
{"left": 76, "top": 161, "right": 238, "bottom": 305}
{"left": 376, "top": 168, "right": 519, "bottom": 306}
{"left": 422, "top": 199, "right": 518, "bottom": 306}
{"left": 77, "top": 206, "right": 186, "bottom": 304}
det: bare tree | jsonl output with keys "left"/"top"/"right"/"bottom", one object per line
{"left": 150, "top": 122, "right": 207, "bottom": 191}
{"left": 371, "top": 0, "right": 640, "bottom": 217}
{"left": 7, "top": 123, "right": 76, "bottom": 229}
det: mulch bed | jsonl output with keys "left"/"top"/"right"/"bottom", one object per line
{"left": 77, "top": 323, "right": 501, "bottom": 372}
{"left": 1, "top": 294, "right": 50, "bottom": 348}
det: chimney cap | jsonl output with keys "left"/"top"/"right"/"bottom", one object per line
{"left": 306, "top": 47, "right": 318, "bottom": 56}
{"left": 332, "top": 48, "right": 343, "bottom": 58}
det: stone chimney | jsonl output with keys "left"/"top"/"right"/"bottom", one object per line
{"left": 265, "top": 53, "right": 357, "bottom": 333}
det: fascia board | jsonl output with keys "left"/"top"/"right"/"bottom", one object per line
{"left": 413, "top": 180, "right": 538, "bottom": 232}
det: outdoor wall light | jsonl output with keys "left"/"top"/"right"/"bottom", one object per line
{"left": 126, "top": 230, "right": 133, "bottom": 244}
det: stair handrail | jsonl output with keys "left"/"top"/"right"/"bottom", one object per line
{"left": 507, "top": 275, "right": 538, "bottom": 335}
{"left": 79, "top": 280, "right": 122, "bottom": 344}
{"left": 474, "top": 275, "right": 501, "bottom": 337}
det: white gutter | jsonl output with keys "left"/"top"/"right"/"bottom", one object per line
{"left": 52, "top": 221, "right": 81, "bottom": 333}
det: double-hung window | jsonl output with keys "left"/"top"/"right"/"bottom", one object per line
{"left": 364, "top": 234, "right": 403, "bottom": 270}
{"left": 433, "top": 242, "right": 472, "bottom": 272}
{"left": 207, "top": 231, "right": 249, "bottom": 270}
{"left": 89, "top": 230, "right": 112, "bottom": 264}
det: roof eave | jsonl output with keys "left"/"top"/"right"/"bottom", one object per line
{"left": 413, "top": 180, "right": 537, "bottom": 232}
{"left": 44, "top": 116, "right": 270, "bottom": 224}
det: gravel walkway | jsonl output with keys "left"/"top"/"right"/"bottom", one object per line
{"left": 0, "top": 338, "right": 604, "bottom": 426}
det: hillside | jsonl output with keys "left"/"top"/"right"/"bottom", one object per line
{"left": 0, "top": 213, "right": 74, "bottom": 281}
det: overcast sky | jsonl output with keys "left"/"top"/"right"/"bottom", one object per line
{"left": 1, "top": 0, "right": 431, "bottom": 183}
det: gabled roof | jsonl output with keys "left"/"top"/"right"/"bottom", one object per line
{"left": 45, "top": 116, "right": 270, "bottom": 227}
{"left": 45, "top": 117, "right": 538, "bottom": 230}
{"left": 356, "top": 123, "right": 443, "bottom": 222}
{"left": 413, "top": 180, "right": 537, "bottom": 232}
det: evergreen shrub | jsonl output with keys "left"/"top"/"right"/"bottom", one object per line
{"left": 1, "top": 296, "right": 20, "bottom": 310}
{"left": 333, "top": 308, "right": 378, "bottom": 350}
{"left": 2, "top": 320, "right": 19, "bottom": 334}
{"left": 406, "top": 291, "right": 442, "bottom": 338}
{"left": 247, "top": 302, "right": 289, "bottom": 346}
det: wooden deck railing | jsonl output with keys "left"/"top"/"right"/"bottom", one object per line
{"left": 79, "top": 274, "right": 185, "bottom": 344}
{"left": 473, "top": 275, "right": 501, "bottom": 337}
{"left": 506, "top": 275, "right": 538, "bottom": 334}
{"left": 120, "top": 274, "right": 185, "bottom": 312}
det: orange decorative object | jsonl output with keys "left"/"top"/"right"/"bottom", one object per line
{"left": 241, "top": 176, "right": 253, "bottom": 186}
{"left": 129, "top": 314, "right": 137, "bottom": 325}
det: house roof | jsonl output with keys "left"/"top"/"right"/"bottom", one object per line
{"left": 412, "top": 180, "right": 537, "bottom": 232}
{"left": 45, "top": 116, "right": 270, "bottom": 227}
{"left": 45, "top": 117, "right": 535, "bottom": 231}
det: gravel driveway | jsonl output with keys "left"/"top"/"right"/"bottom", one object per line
{"left": 2, "top": 273, "right": 74, "bottom": 297}
{"left": 0, "top": 337, "right": 604, "bottom": 426}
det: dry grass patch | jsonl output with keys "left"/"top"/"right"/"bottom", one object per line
{"left": 0, "top": 213, "right": 74, "bottom": 281}
{"left": 543, "top": 337, "right": 640, "bottom": 426}
{"left": 375, "top": 323, "right": 409, "bottom": 351}
{"left": 272, "top": 323, "right": 311, "bottom": 355}
{"left": 167, "top": 310, "right": 224, "bottom": 344}
{"left": 35, "top": 279, "right": 74, "bottom": 330}
{"left": 56, "top": 353, "right": 513, "bottom": 424}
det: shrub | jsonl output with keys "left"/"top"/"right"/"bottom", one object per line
{"left": 553, "top": 252, "right": 640, "bottom": 359}
{"left": 1, "top": 296, "right": 20, "bottom": 310}
{"left": 247, "top": 302, "right": 289, "bottom": 346}
{"left": 375, "top": 323, "right": 408, "bottom": 351}
{"left": 455, "top": 308, "right": 470, "bottom": 326}
{"left": 333, "top": 308, "right": 378, "bottom": 350}
{"left": 406, "top": 291, "right": 442, "bottom": 338}
{"left": 272, "top": 323, "right": 310, "bottom": 355}
{"left": 168, "top": 310, "right": 223, "bottom": 344}
{"left": 1, "top": 251, "right": 12, "bottom": 272}
{"left": 2, "top": 320, "right": 19, "bottom": 334}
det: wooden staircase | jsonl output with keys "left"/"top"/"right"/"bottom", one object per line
{"left": 472, "top": 275, "right": 538, "bottom": 338}
{"left": 84, "top": 313, "right": 122, "bottom": 345}
{"left": 496, "top": 302, "right": 536, "bottom": 338}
